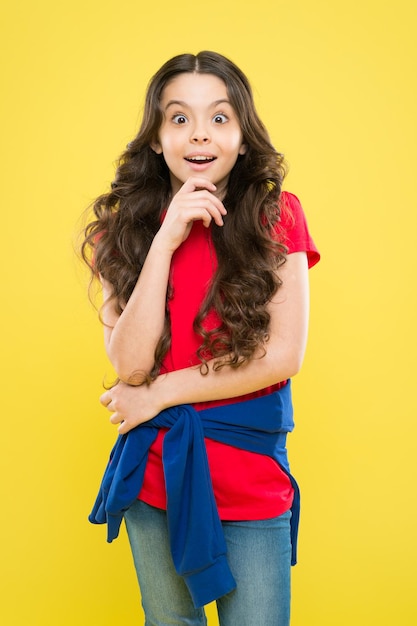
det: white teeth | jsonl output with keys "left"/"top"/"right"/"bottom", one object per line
{"left": 187, "top": 156, "right": 214, "bottom": 162}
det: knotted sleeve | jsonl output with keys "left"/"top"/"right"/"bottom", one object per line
{"left": 88, "top": 404, "right": 236, "bottom": 608}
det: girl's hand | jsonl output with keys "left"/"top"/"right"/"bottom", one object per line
{"left": 155, "top": 177, "right": 227, "bottom": 253}
{"left": 100, "top": 381, "right": 161, "bottom": 434}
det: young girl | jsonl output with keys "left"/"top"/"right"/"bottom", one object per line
{"left": 82, "top": 51, "right": 319, "bottom": 626}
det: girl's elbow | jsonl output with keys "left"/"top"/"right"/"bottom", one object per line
{"left": 286, "top": 353, "right": 304, "bottom": 378}
{"left": 288, "top": 342, "right": 307, "bottom": 376}
{"left": 269, "top": 344, "right": 306, "bottom": 380}
{"left": 111, "top": 356, "right": 153, "bottom": 386}
{"left": 118, "top": 367, "right": 152, "bottom": 386}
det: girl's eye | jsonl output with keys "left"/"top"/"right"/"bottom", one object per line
{"left": 213, "top": 113, "right": 228, "bottom": 124}
{"left": 172, "top": 114, "right": 188, "bottom": 124}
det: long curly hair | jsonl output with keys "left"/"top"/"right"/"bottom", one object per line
{"left": 81, "top": 51, "right": 288, "bottom": 379}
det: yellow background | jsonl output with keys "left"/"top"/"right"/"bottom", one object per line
{"left": 1, "top": 0, "right": 416, "bottom": 624}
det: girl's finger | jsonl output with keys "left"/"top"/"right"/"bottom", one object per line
{"left": 179, "top": 177, "right": 217, "bottom": 195}
{"left": 180, "top": 191, "right": 227, "bottom": 223}
{"left": 118, "top": 421, "right": 130, "bottom": 435}
{"left": 100, "top": 391, "right": 112, "bottom": 407}
{"left": 110, "top": 412, "right": 123, "bottom": 425}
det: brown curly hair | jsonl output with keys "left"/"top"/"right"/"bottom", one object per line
{"left": 81, "top": 51, "right": 288, "bottom": 379}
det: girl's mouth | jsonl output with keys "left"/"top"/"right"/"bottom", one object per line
{"left": 184, "top": 155, "right": 217, "bottom": 163}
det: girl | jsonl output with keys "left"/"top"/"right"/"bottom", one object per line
{"left": 82, "top": 51, "right": 319, "bottom": 626}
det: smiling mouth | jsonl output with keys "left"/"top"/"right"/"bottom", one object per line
{"left": 185, "top": 156, "right": 217, "bottom": 163}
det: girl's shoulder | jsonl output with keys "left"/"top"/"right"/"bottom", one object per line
{"left": 278, "top": 191, "right": 320, "bottom": 268}
{"left": 279, "top": 191, "right": 304, "bottom": 224}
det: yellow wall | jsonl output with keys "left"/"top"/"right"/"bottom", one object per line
{"left": 1, "top": 1, "right": 416, "bottom": 624}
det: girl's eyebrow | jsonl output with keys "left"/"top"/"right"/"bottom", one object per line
{"left": 164, "top": 98, "right": 231, "bottom": 111}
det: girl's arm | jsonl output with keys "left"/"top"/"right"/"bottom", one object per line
{"left": 101, "top": 177, "right": 227, "bottom": 383}
{"left": 101, "top": 238, "right": 173, "bottom": 383}
{"left": 101, "top": 251, "right": 309, "bottom": 434}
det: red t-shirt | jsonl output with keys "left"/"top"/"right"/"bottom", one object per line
{"left": 139, "top": 192, "right": 320, "bottom": 519}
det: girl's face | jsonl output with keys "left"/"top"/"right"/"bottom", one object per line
{"left": 152, "top": 72, "right": 247, "bottom": 197}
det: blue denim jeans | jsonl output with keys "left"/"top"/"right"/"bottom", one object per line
{"left": 124, "top": 500, "right": 291, "bottom": 626}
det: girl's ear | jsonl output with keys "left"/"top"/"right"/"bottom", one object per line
{"left": 150, "top": 140, "right": 163, "bottom": 155}
{"left": 239, "top": 143, "right": 248, "bottom": 155}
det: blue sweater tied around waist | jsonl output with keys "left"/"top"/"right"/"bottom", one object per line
{"left": 89, "top": 380, "right": 300, "bottom": 608}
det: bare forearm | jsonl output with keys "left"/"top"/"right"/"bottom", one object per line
{"left": 105, "top": 236, "right": 173, "bottom": 382}
{"left": 104, "top": 179, "right": 230, "bottom": 383}
{"left": 154, "top": 340, "right": 304, "bottom": 410}
{"left": 105, "top": 179, "right": 227, "bottom": 382}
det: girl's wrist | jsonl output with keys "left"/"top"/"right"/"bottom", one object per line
{"left": 152, "top": 367, "right": 203, "bottom": 410}
{"left": 150, "top": 232, "right": 175, "bottom": 258}
{"left": 153, "top": 371, "right": 177, "bottom": 411}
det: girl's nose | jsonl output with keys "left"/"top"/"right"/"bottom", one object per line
{"left": 191, "top": 126, "right": 210, "bottom": 143}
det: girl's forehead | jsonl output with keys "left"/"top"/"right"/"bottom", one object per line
{"left": 161, "top": 72, "right": 228, "bottom": 104}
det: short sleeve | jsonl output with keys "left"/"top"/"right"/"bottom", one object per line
{"left": 278, "top": 191, "right": 320, "bottom": 269}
